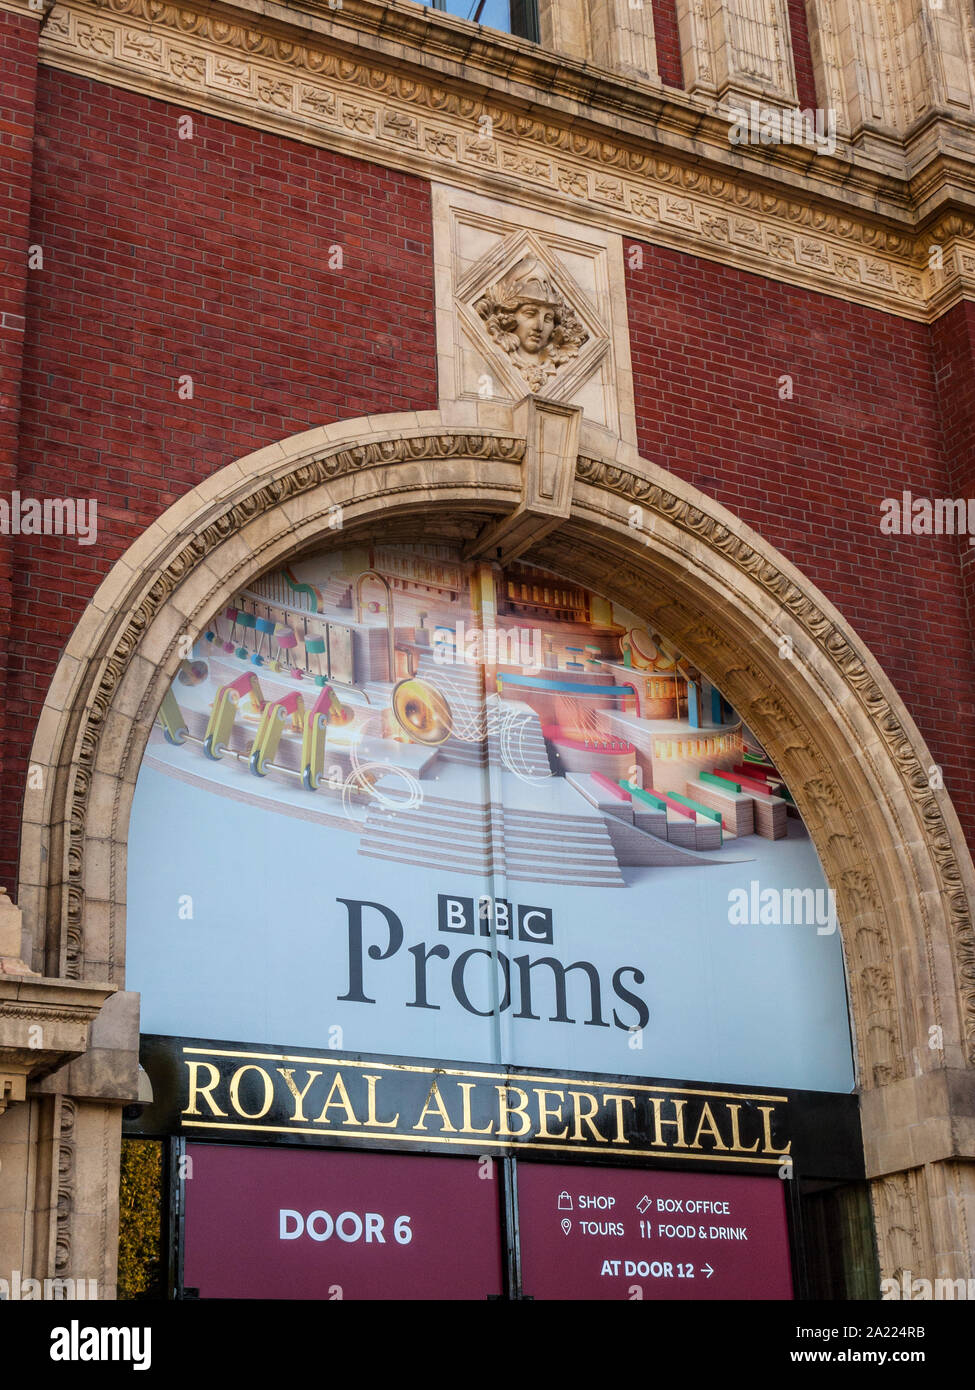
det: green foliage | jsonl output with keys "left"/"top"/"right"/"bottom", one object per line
{"left": 117, "top": 1139, "right": 163, "bottom": 1300}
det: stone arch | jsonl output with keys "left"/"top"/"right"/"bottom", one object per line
{"left": 18, "top": 404, "right": 975, "bottom": 1284}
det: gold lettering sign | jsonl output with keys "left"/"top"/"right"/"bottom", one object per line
{"left": 173, "top": 1044, "right": 794, "bottom": 1168}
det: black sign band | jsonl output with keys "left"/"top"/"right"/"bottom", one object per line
{"left": 129, "top": 1035, "right": 864, "bottom": 1179}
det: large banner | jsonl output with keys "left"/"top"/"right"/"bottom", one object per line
{"left": 127, "top": 545, "right": 854, "bottom": 1093}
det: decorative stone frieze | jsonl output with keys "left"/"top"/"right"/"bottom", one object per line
{"left": 29, "top": 0, "right": 975, "bottom": 321}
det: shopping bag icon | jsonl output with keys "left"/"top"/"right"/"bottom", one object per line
{"left": 557, "top": 1191, "right": 573, "bottom": 1211}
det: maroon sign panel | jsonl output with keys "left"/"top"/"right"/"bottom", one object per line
{"left": 518, "top": 1163, "right": 793, "bottom": 1300}
{"left": 183, "top": 1144, "right": 503, "bottom": 1300}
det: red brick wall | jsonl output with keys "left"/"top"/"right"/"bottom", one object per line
{"left": 624, "top": 240, "right": 975, "bottom": 846}
{"left": 0, "top": 10, "right": 36, "bottom": 406}
{"left": 932, "top": 301, "right": 975, "bottom": 500}
{"left": 0, "top": 11, "right": 39, "bottom": 888}
{"left": 788, "top": 0, "right": 819, "bottom": 112}
{"left": 3, "top": 70, "right": 437, "bottom": 882}
{"left": 931, "top": 300, "right": 975, "bottom": 720}
{"left": 8, "top": 68, "right": 975, "bottom": 885}
{"left": 651, "top": 0, "right": 684, "bottom": 89}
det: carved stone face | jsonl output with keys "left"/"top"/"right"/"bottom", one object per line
{"left": 473, "top": 252, "right": 590, "bottom": 392}
{"left": 514, "top": 301, "right": 556, "bottom": 356}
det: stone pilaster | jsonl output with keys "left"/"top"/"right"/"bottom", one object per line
{"left": 913, "top": 0, "right": 975, "bottom": 121}
{"left": 588, "top": 0, "right": 659, "bottom": 81}
{"left": 862, "top": 1070, "right": 975, "bottom": 1283}
{"left": 676, "top": 0, "right": 798, "bottom": 106}
{"left": 537, "top": 0, "right": 589, "bottom": 61}
{"left": 0, "top": 884, "right": 125, "bottom": 1293}
{"left": 807, "top": 0, "right": 975, "bottom": 142}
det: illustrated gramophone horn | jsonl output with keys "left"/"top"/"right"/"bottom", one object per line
{"left": 391, "top": 678, "right": 453, "bottom": 746}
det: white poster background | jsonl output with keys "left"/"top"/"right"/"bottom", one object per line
{"left": 127, "top": 762, "right": 855, "bottom": 1092}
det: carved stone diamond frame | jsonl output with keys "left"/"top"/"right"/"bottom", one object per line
{"left": 433, "top": 185, "right": 638, "bottom": 445}
{"left": 459, "top": 228, "right": 607, "bottom": 398}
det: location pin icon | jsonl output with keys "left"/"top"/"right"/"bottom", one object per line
{"left": 561, "top": 1218, "right": 572, "bottom": 1235}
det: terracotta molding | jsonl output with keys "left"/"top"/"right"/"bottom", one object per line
{"left": 35, "top": 0, "right": 975, "bottom": 321}
{"left": 0, "top": 0, "right": 44, "bottom": 16}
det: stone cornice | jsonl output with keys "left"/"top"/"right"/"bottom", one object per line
{"left": 36, "top": 0, "right": 975, "bottom": 321}
{"left": 26, "top": 0, "right": 974, "bottom": 317}
{"left": 43, "top": 0, "right": 933, "bottom": 216}
{"left": 0, "top": 974, "right": 116, "bottom": 1098}
{"left": 187, "top": 0, "right": 975, "bottom": 197}
{"left": 0, "top": 0, "right": 43, "bottom": 19}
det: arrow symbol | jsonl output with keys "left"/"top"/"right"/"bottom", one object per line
{"left": 702, "top": 1263, "right": 714, "bottom": 1279}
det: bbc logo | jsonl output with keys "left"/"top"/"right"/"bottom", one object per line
{"left": 437, "top": 894, "right": 554, "bottom": 943}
